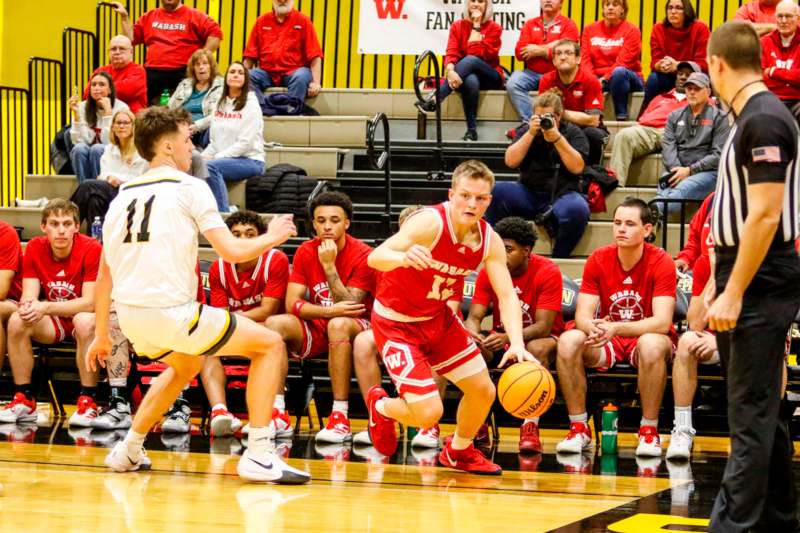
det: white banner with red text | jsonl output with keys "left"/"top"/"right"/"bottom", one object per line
{"left": 358, "top": 0, "right": 541, "bottom": 56}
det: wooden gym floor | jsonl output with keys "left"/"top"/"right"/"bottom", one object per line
{"left": 0, "top": 414, "right": 798, "bottom": 532}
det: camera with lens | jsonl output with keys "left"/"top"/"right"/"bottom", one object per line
{"left": 539, "top": 113, "right": 556, "bottom": 131}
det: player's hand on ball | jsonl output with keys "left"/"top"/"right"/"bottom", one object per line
{"left": 402, "top": 244, "right": 433, "bottom": 270}
{"left": 86, "top": 335, "right": 112, "bottom": 372}
{"left": 497, "top": 344, "right": 537, "bottom": 368}
{"left": 267, "top": 214, "right": 297, "bottom": 245}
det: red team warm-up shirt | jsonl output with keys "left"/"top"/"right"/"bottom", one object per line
{"left": 580, "top": 20, "right": 643, "bottom": 81}
{"left": 444, "top": 19, "right": 504, "bottom": 78}
{"left": 515, "top": 15, "right": 579, "bottom": 74}
{"left": 0, "top": 221, "right": 23, "bottom": 301}
{"left": 209, "top": 249, "right": 290, "bottom": 313}
{"left": 580, "top": 243, "right": 676, "bottom": 326}
{"left": 23, "top": 234, "right": 101, "bottom": 302}
{"left": 132, "top": 6, "right": 223, "bottom": 69}
{"left": 676, "top": 193, "right": 715, "bottom": 268}
{"left": 761, "top": 30, "right": 800, "bottom": 102}
{"left": 243, "top": 9, "right": 323, "bottom": 84}
{"left": 472, "top": 254, "right": 565, "bottom": 336}
{"left": 538, "top": 68, "right": 604, "bottom": 114}
{"left": 290, "top": 234, "right": 375, "bottom": 311}
{"left": 375, "top": 203, "right": 492, "bottom": 318}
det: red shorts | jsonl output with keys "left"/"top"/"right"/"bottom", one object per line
{"left": 49, "top": 316, "right": 74, "bottom": 343}
{"left": 597, "top": 334, "right": 676, "bottom": 369}
{"left": 292, "top": 317, "right": 371, "bottom": 360}
{"left": 371, "top": 309, "right": 485, "bottom": 403}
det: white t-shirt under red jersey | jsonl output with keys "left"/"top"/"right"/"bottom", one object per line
{"left": 580, "top": 243, "right": 676, "bottom": 324}
{"left": 23, "top": 233, "right": 101, "bottom": 302}
{"left": 472, "top": 254, "right": 565, "bottom": 336}
{"left": 209, "top": 249, "right": 289, "bottom": 313}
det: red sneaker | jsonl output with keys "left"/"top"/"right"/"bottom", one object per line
{"left": 474, "top": 423, "right": 490, "bottom": 447}
{"left": 0, "top": 392, "right": 37, "bottom": 423}
{"left": 519, "top": 421, "right": 542, "bottom": 453}
{"left": 439, "top": 442, "right": 502, "bottom": 475}
{"left": 68, "top": 395, "right": 98, "bottom": 427}
{"left": 518, "top": 453, "right": 542, "bottom": 472}
{"left": 366, "top": 386, "right": 397, "bottom": 457}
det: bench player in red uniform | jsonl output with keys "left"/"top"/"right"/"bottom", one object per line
{"left": 1, "top": 200, "right": 102, "bottom": 427}
{"left": 207, "top": 210, "right": 289, "bottom": 436}
{"left": 556, "top": 197, "right": 676, "bottom": 457}
{"left": 265, "top": 191, "right": 376, "bottom": 444}
{"left": 466, "top": 216, "right": 564, "bottom": 454}
{"left": 0, "top": 220, "right": 23, "bottom": 372}
{"left": 366, "top": 160, "right": 535, "bottom": 475}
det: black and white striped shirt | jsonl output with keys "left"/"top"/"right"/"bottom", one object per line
{"left": 712, "top": 91, "right": 800, "bottom": 250}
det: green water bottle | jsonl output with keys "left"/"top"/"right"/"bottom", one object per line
{"left": 159, "top": 89, "right": 170, "bottom": 106}
{"left": 600, "top": 403, "right": 618, "bottom": 454}
{"left": 600, "top": 452, "right": 618, "bottom": 476}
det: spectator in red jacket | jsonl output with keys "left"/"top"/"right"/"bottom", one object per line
{"left": 243, "top": 0, "right": 323, "bottom": 110}
{"left": 644, "top": 0, "right": 710, "bottom": 109}
{"left": 415, "top": 0, "right": 503, "bottom": 141}
{"left": 112, "top": 0, "right": 222, "bottom": 104}
{"left": 83, "top": 36, "right": 148, "bottom": 114}
{"left": 506, "top": 0, "right": 579, "bottom": 123}
{"left": 581, "top": 0, "right": 643, "bottom": 120}
{"left": 762, "top": 0, "right": 800, "bottom": 109}
{"left": 674, "top": 193, "right": 714, "bottom": 272}
{"left": 736, "top": 0, "right": 779, "bottom": 36}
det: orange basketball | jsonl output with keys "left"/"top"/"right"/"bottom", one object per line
{"left": 497, "top": 362, "right": 556, "bottom": 419}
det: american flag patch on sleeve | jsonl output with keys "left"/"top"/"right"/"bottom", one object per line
{"left": 752, "top": 146, "right": 782, "bottom": 163}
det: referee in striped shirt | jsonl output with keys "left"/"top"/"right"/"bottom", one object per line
{"left": 705, "top": 21, "right": 800, "bottom": 533}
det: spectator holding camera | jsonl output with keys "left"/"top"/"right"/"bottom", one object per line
{"left": 654, "top": 72, "right": 729, "bottom": 215}
{"left": 486, "top": 91, "right": 589, "bottom": 258}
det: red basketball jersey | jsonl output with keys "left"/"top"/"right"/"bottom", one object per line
{"left": 376, "top": 202, "right": 492, "bottom": 318}
{"left": 23, "top": 233, "right": 101, "bottom": 302}
{"left": 209, "top": 249, "right": 289, "bottom": 313}
{"left": 580, "top": 243, "right": 676, "bottom": 322}
{"left": 289, "top": 234, "right": 376, "bottom": 310}
{"left": 472, "top": 253, "right": 565, "bottom": 335}
{"left": 0, "top": 221, "right": 23, "bottom": 300}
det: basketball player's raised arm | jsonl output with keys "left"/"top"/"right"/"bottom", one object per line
{"left": 484, "top": 234, "right": 535, "bottom": 366}
{"left": 204, "top": 215, "right": 297, "bottom": 264}
{"left": 367, "top": 210, "right": 438, "bottom": 272}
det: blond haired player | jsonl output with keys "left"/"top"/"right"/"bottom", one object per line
{"left": 87, "top": 107, "right": 309, "bottom": 484}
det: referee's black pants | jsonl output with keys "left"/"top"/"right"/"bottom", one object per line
{"left": 710, "top": 247, "right": 800, "bottom": 533}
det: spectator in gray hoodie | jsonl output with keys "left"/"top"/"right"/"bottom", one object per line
{"left": 654, "top": 72, "right": 730, "bottom": 214}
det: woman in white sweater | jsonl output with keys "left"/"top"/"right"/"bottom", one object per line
{"left": 202, "top": 61, "right": 264, "bottom": 212}
{"left": 70, "top": 109, "right": 148, "bottom": 225}
{"left": 168, "top": 48, "right": 224, "bottom": 148}
{"left": 68, "top": 72, "right": 129, "bottom": 183}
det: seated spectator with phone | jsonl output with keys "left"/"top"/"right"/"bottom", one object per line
{"left": 485, "top": 91, "right": 590, "bottom": 258}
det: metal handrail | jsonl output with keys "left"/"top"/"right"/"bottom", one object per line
{"left": 61, "top": 27, "right": 98, "bottom": 121}
{"left": 367, "top": 112, "right": 392, "bottom": 236}
{"left": 648, "top": 197, "right": 704, "bottom": 251}
{"left": 413, "top": 50, "right": 445, "bottom": 181}
{"left": 27, "top": 57, "right": 64, "bottom": 174}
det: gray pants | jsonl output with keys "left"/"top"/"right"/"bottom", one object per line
{"left": 608, "top": 125, "right": 662, "bottom": 186}
{"left": 710, "top": 247, "right": 800, "bottom": 533}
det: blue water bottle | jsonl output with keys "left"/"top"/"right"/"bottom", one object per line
{"left": 91, "top": 216, "right": 103, "bottom": 242}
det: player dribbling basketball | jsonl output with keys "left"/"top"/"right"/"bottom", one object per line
{"left": 87, "top": 107, "right": 309, "bottom": 484}
{"left": 366, "top": 160, "right": 535, "bottom": 475}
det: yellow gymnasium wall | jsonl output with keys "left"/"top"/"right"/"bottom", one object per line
{"left": 0, "top": 0, "right": 763, "bottom": 205}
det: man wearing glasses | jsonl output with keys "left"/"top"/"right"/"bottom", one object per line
{"left": 761, "top": 1, "right": 800, "bottom": 114}
{"left": 83, "top": 35, "right": 148, "bottom": 114}
{"left": 654, "top": 71, "right": 730, "bottom": 215}
{"left": 538, "top": 39, "right": 608, "bottom": 165}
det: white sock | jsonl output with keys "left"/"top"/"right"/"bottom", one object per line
{"left": 211, "top": 403, "right": 227, "bottom": 413}
{"left": 451, "top": 433, "right": 472, "bottom": 450}
{"left": 641, "top": 417, "right": 658, "bottom": 428}
{"left": 569, "top": 413, "right": 588, "bottom": 425}
{"left": 124, "top": 430, "right": 146, "bottom": 456}
{"left": 524, "top": 417, "right": 540, "bottom": 425}
{"left": 109, "top": 378, "right": 127, "bottom": 387}
{"left": 674, "top": 406, "right": 692, "bottom": 429}
{"left": 273, "top": 394, "right": 285, "bottom": 412}
{"left": 375, "top": 398, "right": 389, "bottom": 417}
{"left": 248, "top": 426, "right": 271, "bottom": 456}
{"left": 332, "top": 400, "right": 348, "bottom": 417}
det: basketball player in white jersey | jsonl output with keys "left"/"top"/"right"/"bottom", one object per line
{"left": 86, "top": 107, "right": 309, "bottom": 484}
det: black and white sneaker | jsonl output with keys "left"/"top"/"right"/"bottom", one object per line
{"left": 91, "top": 396, "right": 132, "bottom": 430}
{"left": 237, "top": 448, "right": 310, "bottom": 484}
{"left": 162, "top": 399, "right": 191, "bottom": 433}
